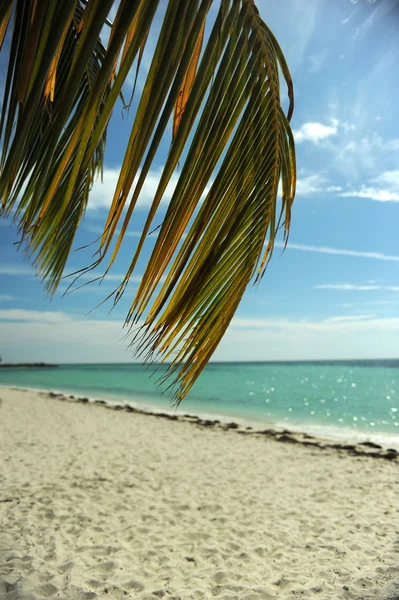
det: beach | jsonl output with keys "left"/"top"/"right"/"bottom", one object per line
{"left": 0, "top": 387, "right": 398, "bottom": 600}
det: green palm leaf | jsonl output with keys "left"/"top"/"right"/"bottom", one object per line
{"left": 0, "top": 0, "right": 296, "bottom": 402}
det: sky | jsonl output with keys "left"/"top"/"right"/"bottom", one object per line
{"left": 1, "top": 0, "right": 399, "bottom": 363}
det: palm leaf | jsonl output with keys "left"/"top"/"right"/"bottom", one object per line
{"left": 0, "top": 0, "right": 296, "bottom": 402}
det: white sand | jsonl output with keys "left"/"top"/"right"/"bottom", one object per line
{"left": 0, "top": 387, "right": 398, "bottom": 600}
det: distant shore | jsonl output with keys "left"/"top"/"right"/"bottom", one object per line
{"left": 0, "top": 362, "right": 58, "bottom": 368}
{"left": 0, "top": 386, "right": 398, "bottom": 600}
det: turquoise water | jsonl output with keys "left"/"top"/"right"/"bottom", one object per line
{"left": 1, "top": 361, "right": 399, "bottom": 448}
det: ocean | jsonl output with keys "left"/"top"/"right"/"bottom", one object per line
{"left": 1, "top": 361, "right": 398, "bottom": 448}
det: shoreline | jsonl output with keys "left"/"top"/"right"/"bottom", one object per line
{"left": 4, "top": 385, "right": 398, "bottom": 461}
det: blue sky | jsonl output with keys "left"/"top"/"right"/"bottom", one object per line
{"left": 1, "top": 0, "right": 399, "bottom": 363}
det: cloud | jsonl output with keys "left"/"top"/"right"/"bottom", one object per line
{"left": 0, "top": 262, "right": 134, "bottom": 283}
{"left": 325, "top": 185, "right": 342, "bottom": 192}
{"left": 340, "top": 188, "right": 399, "bottom": 202}
{"left": 85, "top": 224, "right": 145, "bottom": 239}
{"left": 0, "top": 309, "right": 71, "bottom": 323}
{"left": 87, "top": 168, "right": 175, "bottom": 210}
{"left": 326, "top": 314, "right": 376, "bottom": 323}
{"left": 0, "top": 294, "right": 13, "bottom": 302}
{"left": 0, "top": 311, "right": 157, "bottom": 364}
{"left": 294, "top": 176, "right": 341, "bottom": 196}
{"left": 315, "top": 284, "right": 382, "bottom": 291}
{"left": 66, "top": 271, "right": 130, "bottom": 282}
{"left": 374, "top": 170, "right": 399, "bottom": 187}
{"left": 0, "top": 264, "right": 35, "bottom": 276}
{"left": 230, "top": 314, "right": 399, "bottom": 332}
{"left": 56, "top": 283, "right": 123, "bottom": 296}
{"left": 229, "top": 315, "right": 399, "bottom": 332}
{"left": 87, "top": 168, "right": 212, "bottom": 211}
{"left": 63, "top": 271, "right": 164, "bottom": 284}
{"left": 315, "top": 283, "right": 399, "bottom": 292}
{"left": 335, "top": 135, "right": 399, "bottom": 181}
{"left": 295, "top": 174, "right": 326, "bottom": 195}
{"left": 293, "top": 119, "right": 339, "bottom": 144}
{"left": 341, "top": 300, "right": 399, "bottom": 308}
{"left": 0, "top": 262, "right": 148, "bottom": 286}
{"left": 276, "top": 241, "right": 399, "bottom": 262}
{"left": 340, "top": 169, "right": 399, "bottom": 202}
{"left": 2, "top": 308, "right": 399, "bottom": 364}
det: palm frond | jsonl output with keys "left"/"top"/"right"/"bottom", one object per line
{"left": 0, "top": 0, "right": 296, "bottom": 402}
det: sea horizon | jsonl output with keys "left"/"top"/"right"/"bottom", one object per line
{"left": 3, "top": 358, "right": 399, "bottom": 367}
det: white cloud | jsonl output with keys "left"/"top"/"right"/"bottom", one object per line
{"left": 341, "top": 300, "right": 399, "bottom": 308}
{"left": 295, "top": 174, "right": 326, "bottom": 195}
{"left": 84, "top": 222, "right": 187, "bottom": 242}
{"left": 325, "top": 185, "right": 342, "bottom": 192}
{"left": 224, "top": 314, "right": 399, "bottom": 342}
{"left": 177, "top": 315, "right": 399, "bottom": 361}
{"left": 326, "top": 314, "right": 376, "bottom": 323}
{"left": 0, "top": 262, "right": 146, "bottom": 286}
{"left": 87, "top": 168, "right": 174, "bottom": 210}
{"left": 87, "top": 168, "right": 212, "bottom": 211}
{"left": 0, "top": 312, "right": 155, "bottom": 364}
{"left": 294, "top": 177, "right": 341, "bottom": 197}
{"left": 85, "top": 224, "right": 146, "bottom": 238}
{"left": 335, "top": 134, "right": 399, "bottom": 181}
{"left": 340, "top": 188, "right": 399, "bottom": 202}
{"left": 294, "top": 119, "right": 339, "bottom": 144}
{"left": 229, "top": 315, "right": 399, "bottom": 331}
{"left": 276, "top": 241, "right": 399, "bottom": 262}
{"left": 63, "top": 271, "right": 164, "bottom": 284}
{"left": 0, "top": 262, "right": 135, "bottom": 284}
{"left": 339, "top": 169, "right": 399, "bottom": 202}
{"left": 57, "top": 283, "right": 122, "bottom": 296}
{"left": 315, "top": 284, "right": 382, "bottom": 291}
{"left": 315, "top": 283, "right": 399, "bottom": 292}
{"left": 374, "top": 169, "right": 399, "bottom": 187}
{"left": 0, "top": 309, "right": 71, "bottom": 323}
{"left": 67, "top": 271, "right": 133, "bottom": 282}
{"left": 2, "top": 309, "right": 399, "bottom": 364}
{"left": 226, "top": 314, "right": 399, "bottom": 335}
{"left": 0, "top": 294, "right": 13, "bottom": 302}
{"left": 0, "top": 264, "right": 35, "bottom": 276}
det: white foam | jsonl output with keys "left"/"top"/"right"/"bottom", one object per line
{"left": 276, "top": 419, "right": 399, "bottom": 450}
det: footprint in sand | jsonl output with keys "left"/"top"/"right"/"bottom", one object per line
{"left": 94, "top": 561, "right": 118, "bottom": 575}
{"left": 124, "top": 579, "right": 145, "bottom": 592}
{"left": 35, "top": 582, "right": 59, "bottom": 597}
